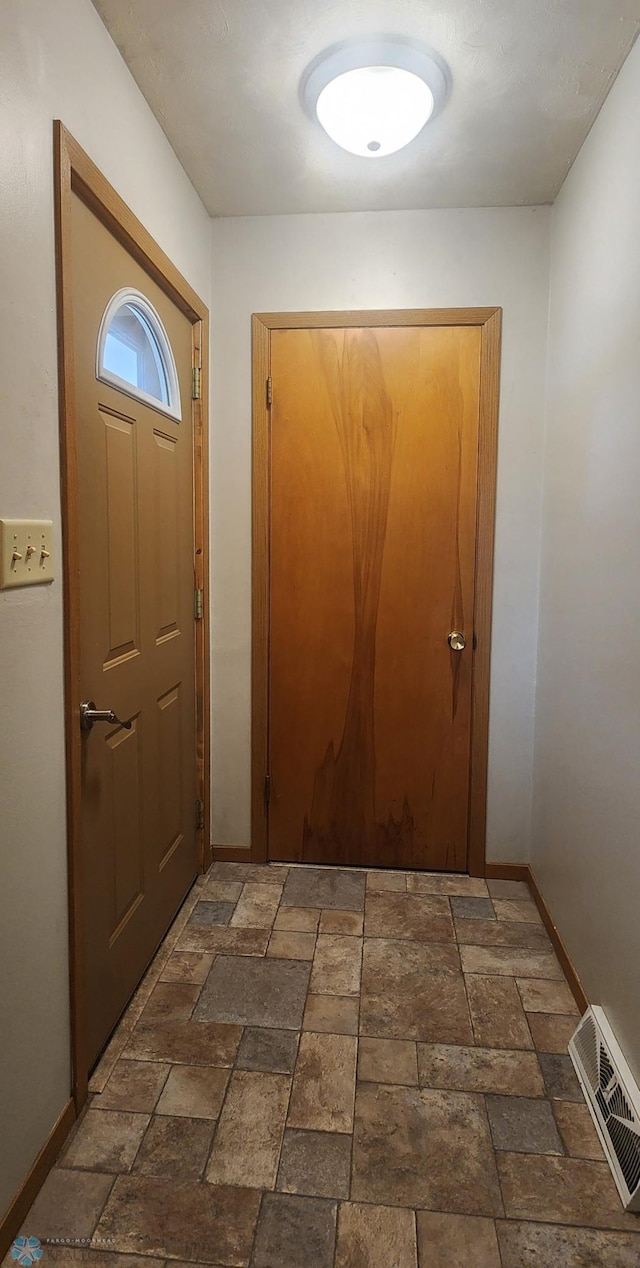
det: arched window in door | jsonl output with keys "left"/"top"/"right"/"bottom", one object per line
{"left": 96, "top": 288, "right": 182, "bottom": 420}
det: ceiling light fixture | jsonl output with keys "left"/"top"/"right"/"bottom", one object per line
{"left": 302, "top": 38, "right": 449, "bottom": 159}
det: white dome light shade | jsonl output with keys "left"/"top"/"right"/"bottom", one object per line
{"left": 303, "top": 40, "right": 449, "bottom": 159}
{"left": 316, "top": 66, "right": 434, "bottom": 158}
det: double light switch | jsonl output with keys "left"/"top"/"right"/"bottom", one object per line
{"left": 0, "top": 519, "right": 54, "bottom": 589}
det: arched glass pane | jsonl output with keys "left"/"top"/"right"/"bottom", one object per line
{"left": 102, "top": 302, "right": 169, "bottom": 405}
{"left": 97, "top": 289, "right": 182, "bottom": 421}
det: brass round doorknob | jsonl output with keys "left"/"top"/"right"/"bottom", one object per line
{"left": 448, "top": 631, "right": 466, "bottom": 651}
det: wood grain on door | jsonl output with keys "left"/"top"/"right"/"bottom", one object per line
{"left": 269, "top": 325, "right": 481, "bottom": 871}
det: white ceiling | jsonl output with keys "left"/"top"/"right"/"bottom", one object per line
{"left": 92, "top": 0, "right": 640, "bottom": 217}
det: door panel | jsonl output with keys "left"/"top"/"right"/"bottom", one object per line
{"left": 107, "top": 721, "right": 143, "bottom": 927}
{"left": 152, "top": 430, "right": 181, "bottom": 641}
{"left": 102, "top": 409, "right": 140, "bottom": 664}
{"left": 71, "top": 191, "right": 197, "bottom": 1067}
{"left": 269, "top": 324, "right": 481, "bottom": 872}
{"left": 156, "top": 683, "right": 184, "bottom": 869}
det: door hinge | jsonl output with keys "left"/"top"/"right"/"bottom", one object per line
{"left": 194, "top": 587, "right": 204, "bottom": 620}
{"left": 192, "top": 366, "right": 201, "bottom": 400}
{"left": 266, "top": 377, "right": 273, "bottom": 409}
{"left": 265, "top": 773, "right": 271, "bottom": 804}
{"left": 195, "top": 798, "right": 205, "bottom": 831}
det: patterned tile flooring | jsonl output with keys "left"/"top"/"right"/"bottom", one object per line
{"left": 10, "top": 863, "right": 640, "bottom": 1266}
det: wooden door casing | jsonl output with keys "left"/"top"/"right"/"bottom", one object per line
{"left": 252, "top": 309, "right": 501, "bottom": 876}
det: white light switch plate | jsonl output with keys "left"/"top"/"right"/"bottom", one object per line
{"left": 0, "top": 519, "right": 54, "bottom": 589}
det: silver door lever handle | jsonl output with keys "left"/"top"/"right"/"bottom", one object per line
{"left": 80, "top": 700, "right": 132, "bottom": 732}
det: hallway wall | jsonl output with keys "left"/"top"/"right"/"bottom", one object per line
{"left": 531, "top": 35, "right": 640, "bottom": 1080}
{"left": 209, "top": 206, "right": 551, "bottom": 863}
{"left": 0, "top": 0, "right": 210, "bottom": 1226}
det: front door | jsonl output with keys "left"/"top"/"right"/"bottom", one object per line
{"left": 71, "top": 191, "right": 198, "bottom": 1067}
{"left": 268, "top": 323, "right": 483, "bottom": 872}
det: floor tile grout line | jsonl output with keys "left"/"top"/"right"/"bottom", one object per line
{"left": 197, "top": 1119, "right": 217, "bottom": 1187}
{"left": 190, "top": 927, "right": 551, "bottom": 947}
{"left": 495, "top": 1207, "right": 640, "bottom": 1232}
{"left": 86, "top": 1169, "right": 117, "bottom": 1250}
{"left": 450, "top": 890, "right": 492, "bottom": 1050}
{"left": 494, "top": 1213, "right": 508, "bottom": 1268}
{"left": 200, "top": 1020, "right": 247, "bottom": 1182}
{"left": 457, "top": 910, "right": 480, "bottom": 1048}
{"left": 115, "top": 1106, "right": 154, "bottom": 1180}
{"left": 411, "top": 1207, "right": 418, "bottom": 1267}
{"left": 276, "top": 983, "right": 304, "bottom": 1193}
{"left": 548, "top": 1091, "right": 572, "bottom": 1160}
{"left": 349, "top": 930, "right": 362, "bottom": 1204}
{"left": 519, "top": 979, "right": 541, "bottom": 1056}
{"left": 247, "top": 1186, "right": 267, "bottom": 1268}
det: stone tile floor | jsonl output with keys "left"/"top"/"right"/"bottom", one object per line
{"left": 9, "top": 863, "right": 640, "bottom": 1266}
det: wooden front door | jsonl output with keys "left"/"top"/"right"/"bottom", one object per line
{"left": 267, "top": 322, "right": 488, "bottom": 872}
{"left": 71, "top": 191, "right": 198, "bottom": 1066}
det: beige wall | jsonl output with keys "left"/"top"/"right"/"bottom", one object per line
{"left": 532, "top": 37, "right": 640, "bottom": 1079}
{"left": 210, "top": 206, "right": 551, "bottom": 863}
{"left": 0, "top": 0, "right": 210, "bottom": 1223}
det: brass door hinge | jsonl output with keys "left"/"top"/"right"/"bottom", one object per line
{"left": 196, "top": 798, "right": 205, "bottom": 831}
{"left": 194, "top": 587, "right": 204, "bottom": 620}
{"left": 192, "top": 366, "right": 202, "bottom": 400}
{"left": 265, "top": 773, "right": 271, "bottom": 804}
{"left": 266, "top": 377, "right": 273, "bottom": 409}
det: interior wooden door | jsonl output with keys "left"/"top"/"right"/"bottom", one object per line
{"left": 268, "top": 324, "right": 482, "bottom": 871}
{"left": 71, "top": 191, "right": 198, "bottom": 1067}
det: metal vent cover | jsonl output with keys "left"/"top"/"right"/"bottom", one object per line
{"left": 570, "top": 1006, "right": 640, "bottom": 1210}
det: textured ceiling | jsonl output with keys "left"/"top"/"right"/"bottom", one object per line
{"left": 92, "top": 0, "right": 640, "bottom": 216}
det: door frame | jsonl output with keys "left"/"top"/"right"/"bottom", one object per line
{"left": 54, "top": 122, "right": 210, "bottom": 1109}
{"left": 251, "top": 307, "right": 502, "bottom": 877}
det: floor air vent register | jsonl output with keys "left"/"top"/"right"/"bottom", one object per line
{"left": 570, "top": 1006, "right": 640, "bottom": 1210}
